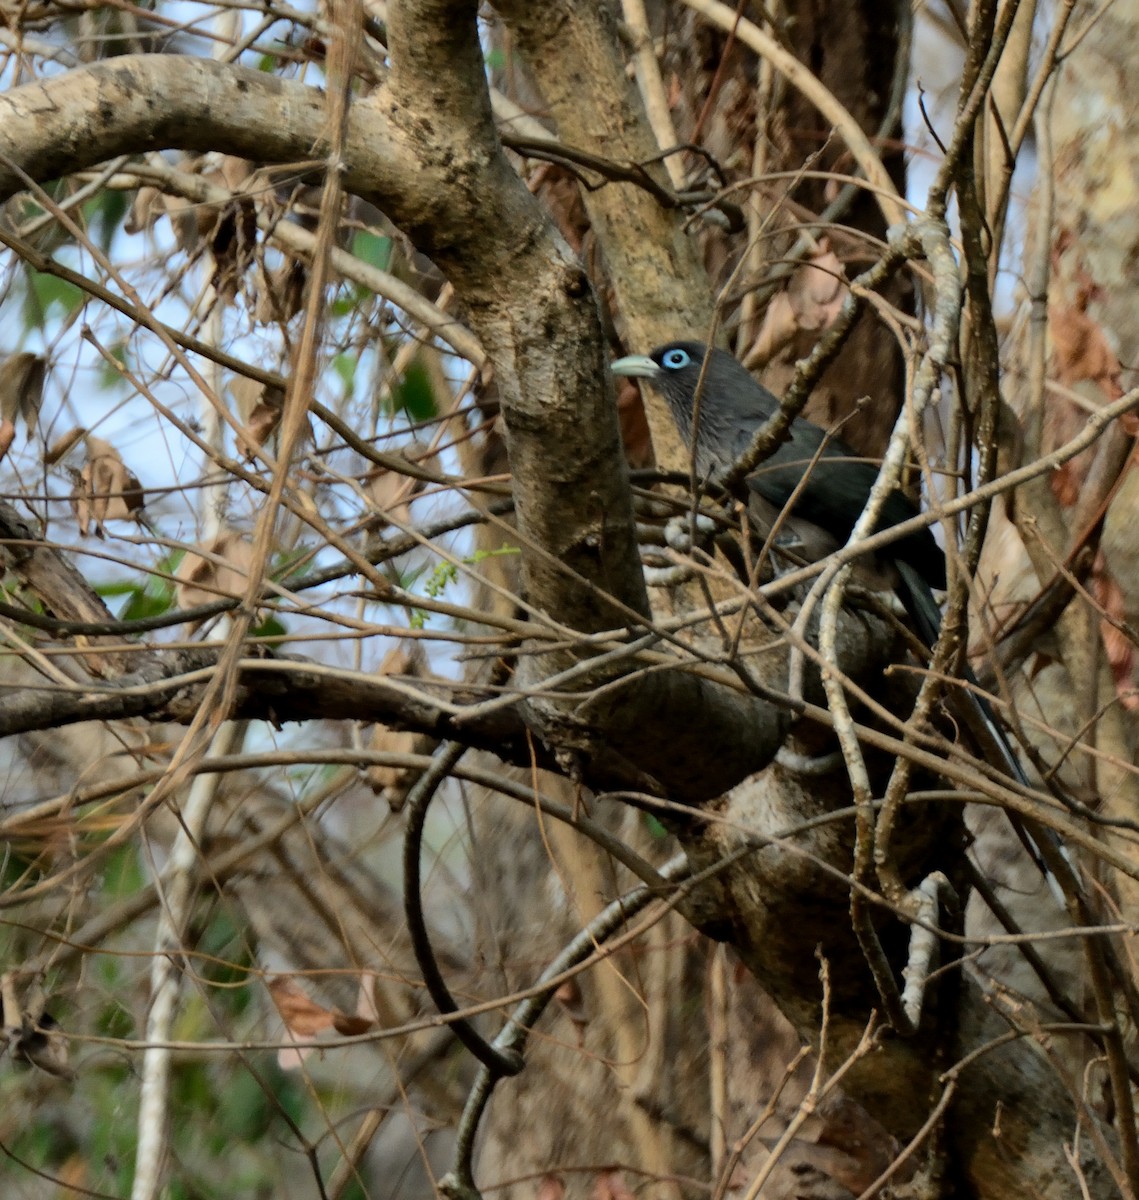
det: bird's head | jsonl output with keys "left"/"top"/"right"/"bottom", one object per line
{"left": 611, "top": 341, "right": 774, "bottom": 442}
{"left": 609, "top": 340, "right": 715, "bottom": 439}
{"left": 610, "top": 341, "right": 710, "bottom": 425}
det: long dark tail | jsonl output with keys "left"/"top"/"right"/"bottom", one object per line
{"left": 894, "top": 561, "right": 1070, "bottom": 903}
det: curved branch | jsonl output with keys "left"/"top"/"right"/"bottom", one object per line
{"left": 402, "top": 741, "right": 525, "bottom": 1076}
{"left": 443, "top": 855, "right": 689, "bottom": 1197}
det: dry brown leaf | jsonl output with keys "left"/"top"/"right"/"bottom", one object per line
{"left": 1050, "top": 303, "right": 1123, "bottom": 399}
{"left": 230, "top": 375, "right": 266, "bottom": 423}
{"left": 128, "top": 158, "right": 257, "bottom": 275}
{"left": 267, "top": 976, "right": 331, "bottom": 1068}
{"left": 231, "top": 377, "right": 285, "bottom": 458}
{"left": 1043, "top": 294, "right": 1122, "bottom": 506}
{"left": 200, "top": 169, "right": 258, "bottom": 300}
{"left": 0, "top": 351, "right": 46, "bottom": 433}
{"left": 242, "top": 399, "right": 283, "bottom": 457}
{"left": 123, "top": 185, "right": 163, "bottom": 235}
{"left": 175, "top": 530, "right": 255, "bottom": 610}
{"left": 365, "top": 441, "right": 429, "bottom": 529}
{"left": 745, "top": 241, "right": 848, "bottom": 368}
{"left": 73, "top": 434, "right": 145, "bottom": 537}
{"left": 195, "top": 158, "right": 254, "bottom": 243}
{"left": 745, "top": 290, "right": 798, "bottom": 367}
{"left": 355, "top": 971, "right": 381, "bottom": 1024}
{"left": 1092, "top": 561, "right": 1136, "bottom": 706}
{"left": 0, "top": 418, "right": 14, "bottom": 465}
{"left": 126, "top": 185, "right": 201, "bottom": 251}
{"left": 785, "top": 240, "right": 846, "bottom": 332}
{"left": 44, "top": 425, "right": 86, "bottom": 465}
{"left": 554, "top": 978, "right": 588, "bottom": 1047}
{"left": 616, "top": 379, "right": 653, "bottom": 469}
{"left": 1050, "top": 461, "right": 1081, "bottom": 506}
{"left": 367, "top": 727, "right": 435, "bottom": 811}
{"left": 55, "top": 1155, "right": 88, "bottom": 1194}
{"left": 254, "top": 260, "right": 308, "bottom": 325}
{"left": 267, "top": 975, "right": 375, "bottom": 1070}
{"left": 214, "top": 155, "right": 254, "bottom": 192}
{"left": 331, "top": 1012, "right": 374, "bottom": 1036}
{"left": 530, "top": 163, "right": 590, "bottom": 254}
{"left": 268, "top": 977, "right": 340, "bottom": 1038}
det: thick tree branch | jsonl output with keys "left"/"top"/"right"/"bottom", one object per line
{"left": 0, "top": 646, "right": 794, "bottom": 805}
{"left": 494, "top": 0, "right": 716, "bottom": 471}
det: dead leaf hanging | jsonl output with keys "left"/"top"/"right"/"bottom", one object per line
{"left": 231, "top": 376, "right": 286, "bottom": 459}
{"left": 175, "top": 529, "right": 255, "bottom": 611}
{"left": 72, "top": 434, "right": 145, "bottom": 537}
{"left": 0, "top": 351, "right": 46, "bottom": 435}
{"left": 266, "top": 975, "right": 376, "bottom": 1070}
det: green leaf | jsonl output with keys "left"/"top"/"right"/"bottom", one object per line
{"left": 96, "top": 998, "right": 136, "bottom": 1041}
{"left": 11, "top": 1116, "right": 80, "bottom": 1173}
{"left": 218, "top": 1071, "right": 273, "bottom": 1141}
{"left": 83, "top": 190, "right": 129, "bottom": 254}
{"left": 252, "top": 614, "right": 288, "bottom": 640}
{"left": 329, "top": 285, "right": 369, "bottom": 317}
{"left": 272, "top": 545, "right": 312, "bottom": 587}
{"left": 332, "top": 351, "right": 358, "bottom": 394}
{"left": 102, "top": 841, "right": 144, "bottom": 898}
{"left": 391, "top": 357, "right": 436, "bottom": 420}
{"left": 101, "top": 570, "right": 177, "bottom": 623}
{"left": 419, "top": 546, "right": 518, "bottom": 605}
{"left": 173, "top": 1058, "right": 214, "bottom": 1113}
{"left": 118, "top": 583, "right": 175, "bottom": 623}
{"left": 23, "top": 266, "right": 84, "bottom": 327}
{"left": 264, "top": 1059, "right": 306, "bottom": 1125}
{"left": 0, "top": 844, "right": 44, "bottom": 890}
{"left": 351, "top": 230, "right": 393, "bottom": 272}
{"left": 96, "top": 579, "right": 144, "bottom": 597}
{"left": 468, "top": 545, "right": 519, "bottom": 565}
{"left": 423, "top": 559, "right": 459, "bottom": 598}
{"left": 643, "top": 814, "right": 669, "bottom": 839}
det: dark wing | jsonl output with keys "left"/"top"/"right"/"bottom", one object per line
{"left": 744, "top": 419, "right": 946, "bottom": 590}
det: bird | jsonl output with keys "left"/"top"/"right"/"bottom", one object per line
{"left": 613, "top": 340, "right": 1070, "bottom": 897}
{"left": 610, "top": 340, "right": 944, "bottom": 635}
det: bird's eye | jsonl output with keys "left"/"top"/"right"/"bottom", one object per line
{"left": 661, "top": 348, "right": 691, "bottom": 369}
